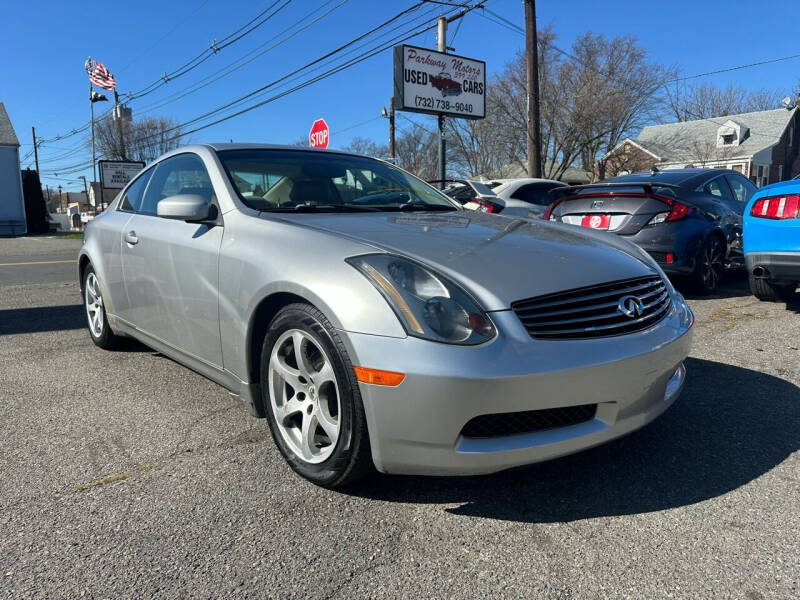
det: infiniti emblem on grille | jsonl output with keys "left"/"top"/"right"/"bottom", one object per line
{"left": 617, "top": 295, "right": 645, "bottom": 318}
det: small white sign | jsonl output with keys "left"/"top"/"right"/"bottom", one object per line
{"left": 98, "top": 160, "right": 145, "bottom": 189}
{"left": 393, "top": 44, "right": 486, "bottom": 119}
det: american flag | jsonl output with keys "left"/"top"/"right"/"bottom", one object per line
{"left": 85, "top": 57, "right": 116, "bottom": 91}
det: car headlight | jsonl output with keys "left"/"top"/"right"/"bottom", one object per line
{"left": 347, "top": 254, "right": 496, "bottom": 345}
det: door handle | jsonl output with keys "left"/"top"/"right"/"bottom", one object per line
{"left": 124, "top": 230, "right": 139, "bottom": 245}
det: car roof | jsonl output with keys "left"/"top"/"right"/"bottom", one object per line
{"left": 205, "top": 142, "right": 365, "bottom": 156}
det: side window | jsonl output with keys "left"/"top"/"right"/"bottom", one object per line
{"left": 139, "top": 154, "right": 214, "bottom": 216}
{"left": 118, "top": 168, "right": 154, "bottom": 212}
{"left": 703, "top": 177, "right": 734, "bottom": 202}
{"left": 511, "top": 184, "right": 563, "bottom": 206}
{"left": 725, "top": 174, "right": 756, "bottom": 204}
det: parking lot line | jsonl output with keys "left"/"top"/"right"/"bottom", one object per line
{"left": 0, "top": 259, "right": 77, "bottom": 267}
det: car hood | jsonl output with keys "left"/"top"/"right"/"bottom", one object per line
{"left": 269, "top": 211, "right": 659, "bottom": 311}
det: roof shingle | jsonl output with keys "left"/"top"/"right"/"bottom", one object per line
{"left": 0, "top": 102, "right": 20, "bottom": 147}
{"left": 634, "top": 108, "right": 795, "bottom": 163}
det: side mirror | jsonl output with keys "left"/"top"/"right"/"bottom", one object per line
{"left": 156, "top": 194, "right": 210, "bottom": 222}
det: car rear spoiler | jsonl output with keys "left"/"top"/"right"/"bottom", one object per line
{"left": 548, "top": 182, "right": 681, "bottom": 196}
{"left": 543, "top": 181, "right": 682, "bottom": 221}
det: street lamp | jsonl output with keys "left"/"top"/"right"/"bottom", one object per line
{"left": 57, "top": 185, "right": 63, "bottom": 213}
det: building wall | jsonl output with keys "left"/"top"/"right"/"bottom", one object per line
{"left": 600, "top": 141, "right": 658, "bottom": 179}
{"left": 770, "top": 109, "right": 800, "bottom": 182}
{"left": 0, "top": 145, "right": 26, "bottom": 235}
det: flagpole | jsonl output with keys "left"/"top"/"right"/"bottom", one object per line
{"left": 90, "top": 80, "right": 97, "bottom": 196}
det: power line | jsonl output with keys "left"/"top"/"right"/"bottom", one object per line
{"left": 123, "top": 2, "right": 433, "bottom": 144}
{"left": 670, "top": 53, "right": 800, "bottom": 83}
{"left": 122, "top": 0, "right": 293, "bottom": 102}
{"left": 35, "top": 0, "right": 294, "bottom": 146}
{"left": 123, "top": 1, "right": 485, "bottom": 148}
{"left": 332, "top": 115, "right": 383, "bottom": 135}
{"left": 129, "top": 0, "right": 353, "bottom": 118}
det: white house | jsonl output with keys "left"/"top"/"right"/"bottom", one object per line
{"left": 0, "top": 102, "right": 26, "bottom": 235}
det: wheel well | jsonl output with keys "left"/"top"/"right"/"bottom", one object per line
{"left": 78, "top": 255, "right": 91, "bottom": 290}
{"left": 247, "top": 292, "right": 310, "bottom": 386}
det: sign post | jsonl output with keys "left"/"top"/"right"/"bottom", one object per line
{"left": 308, "top": 119, "right": 330, "bottom": 149}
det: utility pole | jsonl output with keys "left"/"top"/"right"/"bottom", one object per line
{"left": 79, "top": 175, "right": 89, "bottom": 210}
{"left": 113, "top": 90, "right": 127, "bottom": 160}
{"left": 45, "top": 185, "right": 51, "bottom": 213}
{"left": 524, "top": 0, "right": 542, "bottom": 178}
{"left": 31, "top": 126, "right": 39, "bottom": 174}
{"left": 436, "top": 15, "right": 447, "bottom": 187}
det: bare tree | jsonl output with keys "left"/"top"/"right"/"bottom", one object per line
{"left": 96, "top": 116, "right": 185, "bottom": 163}
{"left": 394, "top": 122, "right": 438, "bottom": 180}
{"left": 458, "top": 29, "right": 672, "bottom": 181}
{"left": 340, "top": 136, "right": 388, "bottom": 158}
{"left": 664, "top": 82, "right": 781, "bottom": 122}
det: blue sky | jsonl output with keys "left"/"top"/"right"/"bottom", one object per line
{"left": 3, "top": 0, "right": 799, "bottom": 191}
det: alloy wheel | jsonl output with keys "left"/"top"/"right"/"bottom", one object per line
{"left": 268, "top": 329, "right": 341, "bottom": 464}
{"left": 85, "top": 272, "right": 104, "bottom": 338}
{"left": 702, "top": 238, "right": 724, "bottom": 291}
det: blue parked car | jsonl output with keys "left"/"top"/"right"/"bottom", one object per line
{"left": 743, "top": 174, "right": 800, "bottom": 301}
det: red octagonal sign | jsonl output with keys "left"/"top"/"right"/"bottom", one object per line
{"left": 308, "top": 118, "right": 329, "bottom": 149}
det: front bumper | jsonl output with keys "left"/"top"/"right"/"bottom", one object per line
{"left": 339, "top": 300, "right": 693, "bottom": 476}
{"left": 745, "top": 252, "right": 800, "bottom": 283}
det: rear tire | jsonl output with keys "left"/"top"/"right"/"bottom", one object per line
{"left": 260, "top": 303, "right": 373, "bottom": 488}
{"left": 83, "top": 265, "right": 124, "bottom": 350}
{"left": 749, "top": 276, "right": 797, "bottom": 302}
{"left": 691, "top": 235, "right": 725, "bottom": 295}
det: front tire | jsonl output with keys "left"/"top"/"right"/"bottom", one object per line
{"left": 83, "top": 265, "right": 123, "bottom": 349}
{"left": 260, "top": 303, "right": 373, "bottom": 488}
{"left": 749, "top": 276, "right": 797, "bottom": 302}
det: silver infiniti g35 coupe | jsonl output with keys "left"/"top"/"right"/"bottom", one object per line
{"left": 79, "top": 144, "right": 694, "bottom": 488}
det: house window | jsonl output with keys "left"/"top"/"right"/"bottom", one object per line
{"left": 731, "top": 164, "right": 743, "bottom": 173}
{"left": 721, "top": 134, "right": 736, "bottom": 145}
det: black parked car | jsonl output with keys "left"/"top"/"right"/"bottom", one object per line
{"left": 544, "top": 168, "right": 758, "bottom": 294}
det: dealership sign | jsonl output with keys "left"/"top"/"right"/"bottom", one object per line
{"left": 98, "top": 160, "right": 145, "bottom": 189}
{"left": 393, "top": 44, "right": 485, "bottom": 119}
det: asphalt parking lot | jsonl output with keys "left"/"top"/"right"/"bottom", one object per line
{"left": 1, "top": 235, "right": 798, "bottom": 599}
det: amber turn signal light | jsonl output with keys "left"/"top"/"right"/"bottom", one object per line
{"left": 353, "top": 366, "right": 405, "bottom": 386}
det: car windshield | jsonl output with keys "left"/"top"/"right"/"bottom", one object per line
{"left": 218, "top": 149, "right": 459, "bottom": 213}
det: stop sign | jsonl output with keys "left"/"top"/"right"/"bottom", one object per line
{"left": 308, "top": 118, "right": 329, "bottom": 149}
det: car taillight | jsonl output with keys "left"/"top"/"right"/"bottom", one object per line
{"left": 666, "top": 201, "right": 690, "bottom": 221}
{"left": 476, "top": 199, "right": 497, "bottom": 213}
{"left": 750, "top": 194, "right": 800, "bottom": 219}
{"left": 647, "top": 200, "right": 691, "bottom": 226}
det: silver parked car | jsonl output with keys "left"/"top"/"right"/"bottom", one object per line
{"left": 489, "top": 177, "right": 569, "bottom": 218}
{"left": 79, "top": 144, "right": 694, "bottom": 488}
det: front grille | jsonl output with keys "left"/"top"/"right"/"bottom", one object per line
{"left": 512, "top": 275, "right": 670, "bottom": 340}
{"left": 461, "top": 404, "right": 597, "bottom": 438}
